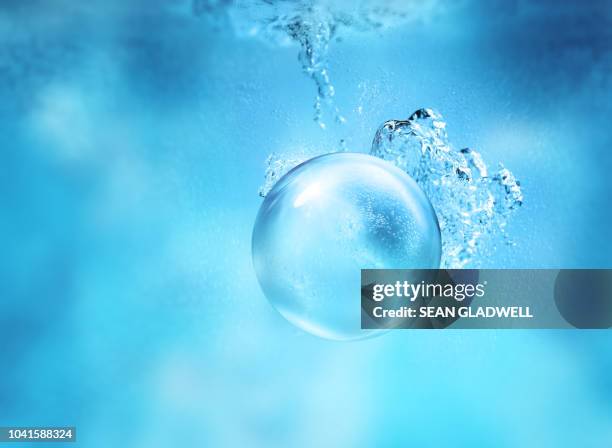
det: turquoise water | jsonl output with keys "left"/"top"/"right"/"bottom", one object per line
{"left": 1, "top": 1, "right": 611, "bottom": 446}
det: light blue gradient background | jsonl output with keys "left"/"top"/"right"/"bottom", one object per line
{"left": 1, "top": 1, "right": 611, "bottom": 446}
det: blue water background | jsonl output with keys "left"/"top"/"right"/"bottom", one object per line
{"left": 1, "top": 1, "right": 611, "bottom": 446}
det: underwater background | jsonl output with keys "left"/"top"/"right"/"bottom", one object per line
{"left": 1, "top": 0, "right": 611, "bottom": 446}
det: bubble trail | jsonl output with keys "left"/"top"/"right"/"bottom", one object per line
{"left": 285, "top": 13, "right": 346, "bottom": 129}
{"left": 192, "top": 0, "right": 442, "bottom": 129}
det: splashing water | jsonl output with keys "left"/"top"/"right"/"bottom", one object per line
{"left": 259, "top": 152, "right": 310, "bottom": 197}
{"left": 371, "top": 108, "right": 522, "bottom": 268}
{"left": 192, "top": 0, "right": 443, "bottom": 128}
{"left": 259, "top": 108, "right": 523, "bottom": 268}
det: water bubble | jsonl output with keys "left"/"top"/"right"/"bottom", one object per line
{"left": 252, "top": 153, "right": 441, "bottom": 340}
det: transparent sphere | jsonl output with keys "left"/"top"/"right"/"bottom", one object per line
{"left": 252, "top": 153, "right": 441, "bottom": 340}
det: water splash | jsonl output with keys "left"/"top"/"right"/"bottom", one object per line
{"left": 371, "top": 108, "right": 522, "bottom": 268}
{"left": 259, "top": 108, "right": 523, "bottom": 268}
{"left": 259, "top": 152, "right": 309, "bottom": 197}
{"left": 259, "top": 141, "right": 351, "bottom": 197}
{"left": 192, "top": 0, "right": 443, "bottom": 128}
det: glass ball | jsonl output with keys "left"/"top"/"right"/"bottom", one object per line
{"left": 252, "top": 153, "right": 441, "bottom": 340}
